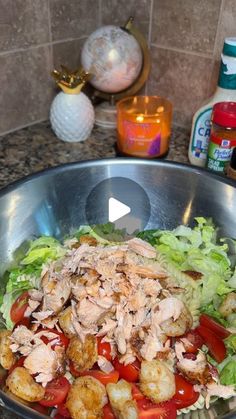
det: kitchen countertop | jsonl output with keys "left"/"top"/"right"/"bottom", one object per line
{"left": 0, "top": 121, "right": 190, "bottom": 419}
{"left": 0, "top": 121, "right": 190, "bottom": 190}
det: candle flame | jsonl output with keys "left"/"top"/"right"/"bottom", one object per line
{"left": 136, "top": 115, "right": 144, "bottom": 122}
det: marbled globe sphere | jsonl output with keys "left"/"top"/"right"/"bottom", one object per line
{"left": 81, "top": 25, "right": 143, "bottom": 94}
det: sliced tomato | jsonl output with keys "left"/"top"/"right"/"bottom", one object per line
{"left": 40, "top": 328, "right": 69, "bottom": 350}
{"left": 31, "top": 403, "right": 50, "bottom": 415}
{"left": 113, "top": 358, "right": 140, "bottom": 382}
{"left": 132, "top": 383, "right": 145, "bottom": 401}
{"left": 39, "top": 376, "right": 71, "bottom": 407}
{"left": 8, "top": 356, "right": 26, "bottom": 375}
{"left": 196, "top": 325, "right": 226, "bottom": 363}
{"left": 179, "top": 330, "right": 204, "bottom": 353}
{"left": 103, "top": 404, "right": 116, "bottom": 419}
{"left": 199, "top": 314, "right": 231, "bottom": 339}
{"left": 173, "top": 374, "right": 199, "bottom": 409}
{"left": 10, "top": 291, "right": 29, "bottom": 324}
{"left": 183, "top": 353, "right": 197, "bottom": 360}
{"left": 97, "top": 337, "right": 112, "bottom": 361}
{"left": 78, "top": 369, "right": 119, "bottom": 385}
{"left": 69, "top": 360, "right": 80, "bottom": 378}
{"left": 13, "top": 316, "right": 31, "bottom": 330}
{"left": 56, "top": 403, "right": 71, "bottom": 417}
{"left": 137, "top": 398, "right": 177, "bottom": 419}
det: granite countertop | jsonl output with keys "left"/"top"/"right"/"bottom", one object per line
{"left": 0, "top": 121, "right": 190, "bottom": 190}
{"left": 0, "top": 121, "right": 190, "bottom": 419}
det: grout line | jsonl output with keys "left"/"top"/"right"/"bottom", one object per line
{"left": 145, "top": 0, "right": 154, "bottom": 95}
{"left": 206, "top": 0, "right": 224, "bottom": 96}
{"left": 0, "top": 37, "right": 88, "bottom": 57}
{"left": 0, "top": 118, "right": 48, "bottom": 138}
{"left": 150, "top": 43, "right": 213, "bottom": 59}
{"left": 213, "top": 0, "right": 225, "bottom": 58}
{"left": 47, "top": 0, "right": 54, "bottom": 69}
{"left": 148, "top": 0, "right": 154, "bottom": 48}
{"left": 98, "top": 0, "right": 102, "bottom": 27}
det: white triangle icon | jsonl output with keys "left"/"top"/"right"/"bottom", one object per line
{"left": 108, "top": 197, "right": 131, "bottom": 223}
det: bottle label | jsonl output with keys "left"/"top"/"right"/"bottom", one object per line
{"left": 191, "top": 108, "right": 212, "bottom": 161}
{"left": 218, "top": 54, "right": 236, "bottom": 89}
{"left": 207, "top": 133, "right": 236, "bottom": 172}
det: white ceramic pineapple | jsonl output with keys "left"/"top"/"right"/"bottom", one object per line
{"left": 50, "top": 67, "right": 95, "bottom": 143}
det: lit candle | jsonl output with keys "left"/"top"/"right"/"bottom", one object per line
{"left": 116, "top": 96, "right": 172, "bottom": 158}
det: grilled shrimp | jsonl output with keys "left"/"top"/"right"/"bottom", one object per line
{"left": 0, "top": 330, "right": 16, "bottom": 370}
{"left": 160, "top": 305, "right": 193, "bottom": 336}
{"left": 6, "top": 367, "right": 45, "bottom": 402}
{"left": 66, "top": 376, "right": 107, "bottom": 419}
{"left": 139, "top": 360, "right": 176, "bottom": 403}
{"left": 58, "top": 306, "right": 76, "bottom": 338}
{"left": 219, "top": 292, "right": 236, "bottom": 317}
{"left": 106, "top": 379, "right": 138, "bottom": 418}
{"left": 66, "top": 335, "right": 97, "bottom": 371}
{"left": 116, "top": 400, "right": 138, "bottom": 419}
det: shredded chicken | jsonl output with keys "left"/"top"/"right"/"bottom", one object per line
{"left": 175, "top": 341, "right": 212, "bottom": 384}
{"left": 24, "top": 342, "right": 64, "bottom": 386}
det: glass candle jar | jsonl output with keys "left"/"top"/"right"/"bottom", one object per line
{"left": 116, "top": 96, "right": 173, "bottom": 158}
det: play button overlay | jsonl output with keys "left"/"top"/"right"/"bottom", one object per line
{"left": 85, "top": 177, "right": 150, "bottom": 241}
{"left": 108, "top": 197, "right": 131, "bottom": 222}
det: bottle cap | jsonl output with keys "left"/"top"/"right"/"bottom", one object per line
{"left": 223, "top": 38, "right": 236, "bottom": 58}
{"left": 212, "top": 102, "right": 236, "bottom": 128}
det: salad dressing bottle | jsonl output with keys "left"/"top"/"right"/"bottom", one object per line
{"left": 188, "top": 38, "right": 236, "bottom": 167}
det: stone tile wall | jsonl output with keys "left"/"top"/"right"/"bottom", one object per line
{"left": 0, "top": 0, "right": 236, "bottom": 135}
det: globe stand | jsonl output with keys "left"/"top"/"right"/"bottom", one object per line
{"left": 84, "top": 17, "right": 151, "bottom": 129}
{"left": 94, "top": 101, "right": 117, "bottom": 128}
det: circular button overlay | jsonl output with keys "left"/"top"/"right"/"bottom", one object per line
{"left": 85, "top": 177, "right": 150, "bottom": 241}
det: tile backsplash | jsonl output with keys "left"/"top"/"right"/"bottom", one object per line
{"left": 0, "top": 0, "right": 235, "bottom": 136}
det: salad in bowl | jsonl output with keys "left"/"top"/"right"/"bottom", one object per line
{"left": 0, "top": 218, "right": 236, "bottom": 419}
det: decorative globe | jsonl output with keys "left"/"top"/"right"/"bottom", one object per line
{"left": 81, "top": 25, "right": 143, "bottom": 94}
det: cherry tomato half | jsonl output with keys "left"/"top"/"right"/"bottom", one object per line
{"left": 103, "top": 404, "right": 116, "bottom": 419}
{"left": 113, "top": 358, "right": 140, "bottom": 382}
{"left": 56, "top": 403, "right": 71, "bottom": 417}
{"left": 196, "top": 325, "right": 226, "bottom": 363}
{"left": 10, "top": 291, "right": 29, "bottom": 324}
{"left": 31, "top": 403, "right": 50, "bottom": 415}
{"left": 137, "top": 398, "right": 177, "bottom": 419}
{"left": 179, "top": 330, "right": 204, "bottom": 353}
{"left": 97, "top": 337, "right": 112, "bottom": 361}
{"left": 8, "top": 356, "right": 26, "bottom": 376}
{"left": 39, "top": 328, "right": 69, "bottom": 350}
{"left": 199, "top": 314, "right": 230, "bottom": 339}
{"left": 132, "top": 383, "right": 145, "bottom": 401}
{"left": 13, "top": 316, "right": 31, "bottom": 330}
{"left": 78, "top": 369, "right": 119, "bottom": 385}
{"left": 39, "top": 376, "right": 71, "bottom": 407}
{"left": 173, "top": 374, "right": 199, "bottom": 409}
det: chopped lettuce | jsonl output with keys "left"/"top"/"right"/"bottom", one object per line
{"left": 0, "top": 236, "right": 66, "bottom": 330}
{"left": 74, "top": 223, "right": 127, "bottom": 244}
{"left": 220, "top": 359, "right": 236, "bottom": 386}
{"left": 0, "top": 268, "right": 40, "bottom": 330}
{"left": 138, "top": 217, "right": 236, "bottom": 306}
{"left": 225, "top": 335, "right": 236, "bottom": 355}
{"left": 21, "top": 236, "right": 66, "bottom": 265}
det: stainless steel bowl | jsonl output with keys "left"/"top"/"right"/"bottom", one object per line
{"left": 0, "top": 158, "right": 236, "bottom": 419}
